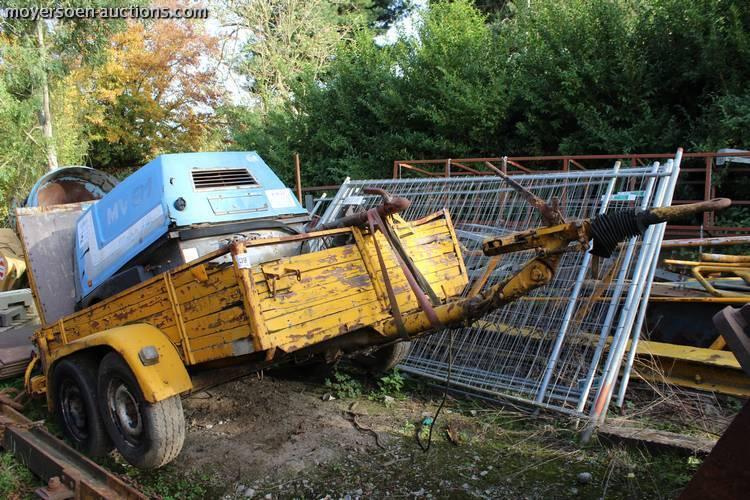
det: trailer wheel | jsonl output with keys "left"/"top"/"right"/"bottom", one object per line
{"left": 353, "top": 341, "right": 412, "bottom": 373}
{"left": 53, "top": 358, "right": 113, "bottom": 457}
{"left": 97, "top": 352, "right": 185, "bottom": 469}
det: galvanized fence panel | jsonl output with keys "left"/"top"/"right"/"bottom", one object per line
{"left": 316, "top": 162, "right": 678, "bottom": 417}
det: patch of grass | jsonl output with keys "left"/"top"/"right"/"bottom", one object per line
{"left": 324, "top": 369, "right": 364, "bottom": 399}
{"left": 240, "top": 420, "right": 697, "bottom": 499}
{"left": 234, "top": 379, "right": 701, "bottom": 499}
{"left": 369, "top": 369, "right": 406, "bottom": 402}
{"left": 0, "top": 452, "right": 37, "bottom": 499}
{"left": 103, "top": 457, "right": 224, "bottom": 500}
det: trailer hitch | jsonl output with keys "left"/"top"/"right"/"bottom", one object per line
{"left": 588, "top": 198, "right": 731, "bottom": 257}
{"left": 482, "top": 198, "right": 732, "bottom": 259}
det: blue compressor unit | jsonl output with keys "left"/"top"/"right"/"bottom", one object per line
{"left": 74, "top": 151, "right": 308, "bottom": 307}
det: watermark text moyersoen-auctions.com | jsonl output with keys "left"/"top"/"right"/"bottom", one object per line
{"left": 1, "top": 6, "right": 209, "bottom": 20}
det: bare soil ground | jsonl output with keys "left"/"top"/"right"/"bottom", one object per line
{"left": 1, "top": 368, "right": 739, "bottom": 499}
{"left": 178, "top": 375, "right": 375, "bottom": 480}
{"left": 121, "top": 370, "right": 726, "bottom": 499}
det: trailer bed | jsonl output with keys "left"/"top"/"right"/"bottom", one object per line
{"left": 36, "top": 210, "right": 467, "bottom": 366}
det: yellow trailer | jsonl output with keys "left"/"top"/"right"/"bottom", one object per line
{"left": 17, "top": 180, "right": 727, "bottom": 469}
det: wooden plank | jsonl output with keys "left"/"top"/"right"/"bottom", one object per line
{"left": 599, "top": 420, "right": 715, "bottom": 456}
{"left": 191, "top": 342, "right": 234, "bottom": 364}
{"left": 396, "top": 220, "right": 455, "bottom": 241}
{"left": 137, "top": 307, "right": 178, "bottom": 333}
{"left": 47, "top": 277, "right": 168, "bottom": 330}
{"left": 231, "top": 242, "right": 270, "bottom": 352}
{"left": 170, "top": 262, "right": 228, "bottom": 288}
{"left": 359, "top": 243, "right": 459, "bottom": 273}
{"left": 183, "top": 306, "right": 248, "bottom": 340}
{"left": 264, "top": 265, "right": 465, "bottom": 347}
{"left": 270, "top": 302, "right": 389, "bottom": 351}
{"left": 158, "top": 325, "right": 182, "bottom": 345}
{"left": 179, "top": 286, "right": 243, "bottom": 323}
{"left": 260, "top": 278, "right": 376, "bottom": 318}
{"left": 256, "top": 244, "right": 361, "bottom": 277}
{"left": 75, "top": 282, "right": 170, "bottom": 327}
{"left": 259, "top": 257, "right": 462, "bottom": 326}
{"left": 263, "top": 288, "right": 383, "bottom": 332}
{"left": 257, "top": 264, "right": 373, "bottom": 306}
{"left": 188, "top": 326, "right": 249, "bottom": 351}
{"left": 638, "top": 340, "right": 741, "bottom": 369}
{"left": 15, "top": 204, "right": 86, "bottom": 324}
{"left": 62, "top": 292, "right": 174, "bottom": 341}
{"left": 173, "top": 267, "right": 238, "bottom": 303}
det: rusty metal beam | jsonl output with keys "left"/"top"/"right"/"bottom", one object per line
{"left": 392, "top": 151, "right": 750, "bottom": 236}
{"left": 679, "top": 399, "right": 750, "bottom": 500}
{"left": 661, "top": 235, "right": 750, "bottom": 248}
{"left": 294, "top": 153, "right": 302, "bottom": 202}
{"left": 0, "top": 402, "right": 146, "bottom": 499}
{"left": 455, "top": 320, "right": 750, "bottom": 398}
{"left": 394, "top": 151, "right": 750, "bottom": 165}
{"left": 633, "top": 339, "right": 750, "bottom": 398}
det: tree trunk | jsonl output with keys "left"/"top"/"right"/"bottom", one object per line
{"left": 36, "top": 19, "right": 58, "bottom": 171}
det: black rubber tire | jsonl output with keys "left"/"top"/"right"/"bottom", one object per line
{"left": 97, "top": 352, "right": 185, "bottom": 469}
{"left": 52, "top": 357, "right": 113, "bottom": 457}
{"left": 354, "top": 341, "right": 412, "bottom": 373}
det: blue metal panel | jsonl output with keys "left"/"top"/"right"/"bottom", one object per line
{"left": 75, "top": 158, "right": 170, "bottom": 298}
{"left": 75, "top": 151, "right": 307, "bottom": 300}
{"left": 160, "top": 151, "right": 306, "bottom": 226}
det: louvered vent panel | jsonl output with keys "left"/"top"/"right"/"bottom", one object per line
{"left": 191, "top": 168, "right": 259, "bottom": 190}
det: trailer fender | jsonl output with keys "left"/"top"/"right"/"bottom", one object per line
{"left": 50, "top": 324, "right": 192, "bottom": 403}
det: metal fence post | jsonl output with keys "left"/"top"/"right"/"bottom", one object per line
{"left": 534, "top": 161, "right": 621, "bottom": 405}
{"left": 575, "top": 162, "right": 663, "bottom": 413}
{"left": 583, "top": 151, "right": 682, "bottom": 438}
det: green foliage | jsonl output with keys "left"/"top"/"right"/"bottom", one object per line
{"left": 705, "top": 91, "right": 750, "bottom": 149}
{"left": 325, "top": 369, "right": 365, "bottom": 398}
{"left": 0, "top": 452, "right": 36, "bottom": 498}
{"left": 230, "top": 0, "right": 505, "bottom": 183}
{"left": 107, "top": 459, "right": 223, "bottom": 500}
{"left": 0, "top": 0, "right": 137, "bottom": 223}
{"left": 371, "top": 368, "right": 405, "bottom": 401}
{"left": 230, "top": 0, "right": 750, "bottom": 189}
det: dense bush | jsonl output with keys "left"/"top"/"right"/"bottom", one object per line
{"left": 229, "top": 0, "right": 750, "bottom": 186}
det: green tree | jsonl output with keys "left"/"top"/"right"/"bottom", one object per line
{"left": 0, "top": 0, "right": 136, "bottom": 221}
{"left": 79, "top": 18, "right": 224, "bottom": 170}
{"left": 1, "top": 0, "right": 135, "bottom": 170}
{"left": 232, "top": 0, "right": 506, "bottom": 184}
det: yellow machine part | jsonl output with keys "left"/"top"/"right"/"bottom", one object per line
{"left": 42, "top": 324, "right": 192, "bottom": 404}
{"left": 0, "top": 228, "right": 26, "bottom": 291}
{"left": 35, "top": 209, "right": 468, "bottom": 382}
{"left": 252, "top": 211, "right": 469, "bottom": 353}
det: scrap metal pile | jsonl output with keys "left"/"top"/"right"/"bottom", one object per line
{"left": 317, "top": 153, "right": 688, "bottom": 427}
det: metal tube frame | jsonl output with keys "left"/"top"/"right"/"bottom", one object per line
{"left": 584, "top": 150, "right": 682, "bottom": 434}
{"left": 534, "top": 161, "right": 622, "bottom": 404}
{"left": 317, "top": 162, "right": 679, "bottom": 419}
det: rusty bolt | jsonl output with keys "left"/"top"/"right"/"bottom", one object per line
{"left": 47, "top": 477, "right": 62, "bottom": 490}
{"left": 530, "top": 267, "right": 545, "bottom": 282}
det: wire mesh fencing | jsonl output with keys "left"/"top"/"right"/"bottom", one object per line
{"left": 316, "top": 159, "right": 679, "bottom": 418}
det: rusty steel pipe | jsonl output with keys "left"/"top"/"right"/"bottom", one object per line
{"left": 661, "top": 235, "right": 750, "bottom": 248}
{"left": 590, "top": 198, "right": 732, "bottom": 258}
{"left": 646, "top": 197, "right": 731, "bottom": 224}
{"left": 314, "top": 188, "right": 411, "bottom": 231}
